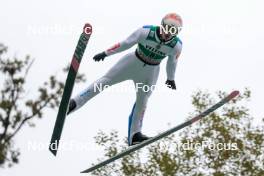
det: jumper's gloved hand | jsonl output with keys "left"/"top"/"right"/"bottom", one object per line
{"left": 93, "top": 52, "right": 107, "bottom": 62}
{"left": 165, "top": 80, "right": 176, "bottom": 90}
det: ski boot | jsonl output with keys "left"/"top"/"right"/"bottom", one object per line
{"left": 131, "top": 132, "right": 151, "bottom": 145}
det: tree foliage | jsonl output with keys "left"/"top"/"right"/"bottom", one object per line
{"left": 0, "top": 43, "right": 85, "bottom": 167}
{"left": 92, "top": 89, "right": 264, "bottom": 176}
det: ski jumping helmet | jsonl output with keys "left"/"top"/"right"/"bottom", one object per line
{"left": 161, "top": 13, "right": 183, "bottom": 38}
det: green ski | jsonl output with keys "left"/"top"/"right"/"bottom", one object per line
{"left": 81, "top": 90, "right": 239, "bottom": 173}
{"left": 49, "top": 23, "right": 92, "bottom": 156}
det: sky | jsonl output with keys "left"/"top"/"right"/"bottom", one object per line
{"left": 1, "top": 0, "right": 264, "bottom": 175}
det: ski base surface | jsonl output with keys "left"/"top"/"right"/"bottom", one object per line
{"left": 81, "top": 90, "right": 239, "bottom": 173}
{"left": 49, "top": 23, "right": 92, "bottom": 156}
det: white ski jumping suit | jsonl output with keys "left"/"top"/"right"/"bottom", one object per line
{"left": 72, "top": 25, "right": 182, "bottom": 145}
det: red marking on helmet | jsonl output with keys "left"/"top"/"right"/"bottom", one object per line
{"left": 165, "top": 13, "right": 182, "bottom": 25}
{"left": 107, "top": 43, "right": 121, "bottom": 52}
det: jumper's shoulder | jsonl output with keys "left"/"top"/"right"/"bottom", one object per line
{"left": 168, "top": 37, "right": 182, "bottom": 57}
{"left": 174, "top": 36, "right": 183, "bottom": 46}
{"left": 135, "top": 25, "right": 156, "bottom": 39}
{"left": 142, "top": 25, "right": 159, "bottom": 31}
{"left": 177, "top": 37, "right": 183, "bottom": 45}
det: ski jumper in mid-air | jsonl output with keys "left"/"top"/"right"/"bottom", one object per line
{"left": 67, "top": 13, "right": 183, "bottom": 146}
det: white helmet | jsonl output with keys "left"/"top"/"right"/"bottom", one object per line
{"left": 161, "top": 13, "right": 183, "bottom": 35}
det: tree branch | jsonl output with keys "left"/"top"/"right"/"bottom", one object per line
{"left": 0, "top": 75, "right": 16, "bottom": 141}
{"left": 6, "top": 96, "right": 53, "bottom": 142}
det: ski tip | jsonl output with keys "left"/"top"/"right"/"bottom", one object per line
{"left": 83, "top": 23, "right": 92, "bottom": 36}
{"left": 230, "top": 90, "right": 240, "bottom": 98}
{"left": 49, "top": 147, "right": 58, "bottom": 156}
{"left": 80, "top": 167, "right": 95, "bottom": 173}
{"left": 80, "top": 169, "right": 89, "bottom": 173}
